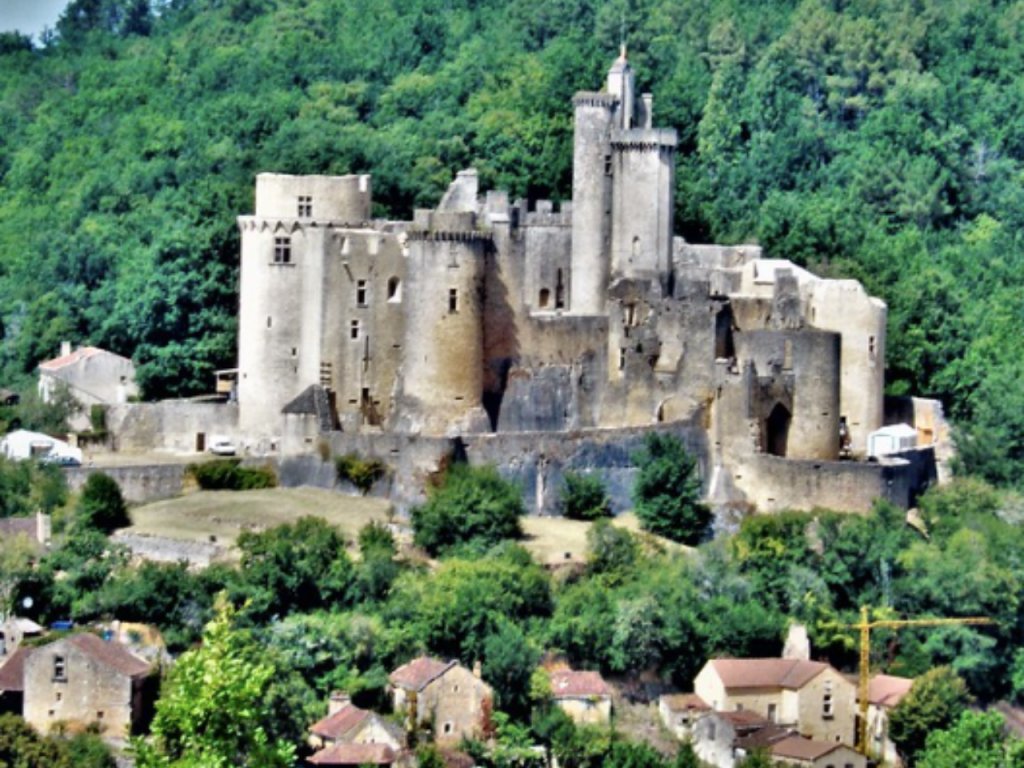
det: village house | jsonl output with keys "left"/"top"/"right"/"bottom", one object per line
{"left": 765, "top": 735, "right": 866, "bottom": 768}
{"left": 548, "top": 668, "right": 612, "bottom": 725}
{"left": 388, "top": 656, "right": 492, "bottom": 746}
{"left": 0, "top": 511, "right": 51, "bottom": 553}
{"left": 38, "top": 342, "right": 137, "bottom": 432}
{"left": 0, "top": 646, "right": 29, "bottom": 715}
{"left": 865, "top": 674, "right": 913, "bottom": 766}
{"left": 0, "top": 616, "right": 44, "bottom": 659}
{"left": 694, "top": 658, "right": 857, "bottom": 745}
{"left": 22, "top": 632, "right": 155, "bottom": 739}
{"left": 691, "top": 709, "right": 780, "bottom": 768}
{"left": 307, "top": 742, "right": 398, "bottom": 767}
{"left": 658, "top": 692, "right": 711, "bottom": 740}
{"left": 308, "top": 691, "right": 403, "bottom": 751}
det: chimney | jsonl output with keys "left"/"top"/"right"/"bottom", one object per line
{"left": 328, "top": 691, "right": 351, "bottom": 715}
{"left": 642, "top": 93, "right": 653, "bottom": 129}
{"left": 783, "top": 623, "right": 811, "bottom": 661}
{"left": 60, "top": 341, "right": 72, "bottom": 358}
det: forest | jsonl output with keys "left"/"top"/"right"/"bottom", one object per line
{"left": 1, "top": 0, "right": 1023, "bottom": 486}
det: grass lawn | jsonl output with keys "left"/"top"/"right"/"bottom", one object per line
{"left": 521, "top": 512, "right": 688, "bottom": 565}
{"left": 126, "top": 487, "right": 393, "bottom": 552}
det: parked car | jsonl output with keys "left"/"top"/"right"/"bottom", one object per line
{"left": 208, "top": 437, "right": 237, "bottom": 456}
{"left": 42, "top": 454, "right": 81, "bottom": 467}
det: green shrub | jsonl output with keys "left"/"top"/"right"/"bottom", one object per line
{"left": 187, "top": 459, "right": 276, "bottom": 491}
{"left": 335, "top": 453, "right": 387, "bottom": 495}
{"left": 558, "top": 472, "right": 611, "bottom": 520}
{"left": 631, "top": 433, "right": 711, "bottom": 545}
{"left": 77, "top": 472, "right": 129, "bottom": 533}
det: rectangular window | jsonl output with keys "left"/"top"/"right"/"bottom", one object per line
{"left": 274, "top": 236, "right": 291, "bottom": 264}
{"left": 619, "top": 348, "right": 626, "bottom": 370}
{"left": 823, "top": 680, "right": 834, "bottom": 719}
{"left": 604, "top": 154, "right": 613, "bottom": 175}
{"left": 767, "top": 703, "right": 777, "bottom": 723}
{"left": 53, "top": 655, "right": 66, "bottom": 682}
{"left": 350, "top": 320, "right": 360, "bottom": 340}
{"left": 448, "top": 288, "right": 458, "bottom": 314}
{"left": 356, "top": 279, "right": 368, "bottom": 307}
{"left": 297, "top": 195, "right": 312, "bottom": 217}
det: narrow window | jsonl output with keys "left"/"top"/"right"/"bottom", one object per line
{"left": 708, "top": 722, "right": 716, "bottom": 741}
{"left": 539, "top": 288, "right": 550, "bottom": 308}
{"left": 53, "top": 655, "right": 66, "bottom": 682}
{"left": 297, "top": 195, "right": 312, "bottom": 218}
{"left": 350, "top": 320, "right": 360, "bottom": 340}
{"left": 356, "top": 279, "right": 368, "bottom": 307}
{"left": 267, "top": 316, "right": 272, "bottom": 329}
{"left": 443, "top": 722, "right": 453, "bottom": 735}
{"left": 823, "top": 679, "right": 834, "bottom": 719}
{"left": 768, "top": 703, "right": 777, "bottom": 723}
{"left": 274, "top": 236, "right": 291, "bottom": 264}
{"left": 618, "top": 348, "right": 626, "bottom": 370}
{"left": 869, "top": 335, "right": 877, "bottom": 359}
{"left": 387, "top": 277, "right": 401, "bottom": 302}
{"left": 448, "top": 288, "right": 458, "bottom": 314}
{"left": 555, "top": 269, "right": 565, "bottom": 309}
{"left": 604, "top": 154, "right": 612, "bottom": 175}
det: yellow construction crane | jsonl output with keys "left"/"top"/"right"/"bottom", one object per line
{"left": 848, "top": 606, "right": 994, "bottom": 755}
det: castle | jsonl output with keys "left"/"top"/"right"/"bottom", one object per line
{"left": 233, "top": 50, "right": 935, "bottom": 513}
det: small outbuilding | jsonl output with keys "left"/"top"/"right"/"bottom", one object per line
{"left": 867, "top": 424, "right": 917, "bottom": 458}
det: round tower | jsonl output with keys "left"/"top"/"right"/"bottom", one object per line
{"left": 401, "top": 222, "right": 488, "bottom": 433}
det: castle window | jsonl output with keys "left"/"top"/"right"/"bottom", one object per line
{"left": 357, "top": 279, "right": 368, "bottom": 307}
{"left": 539, "top": 288, "right": 550, "bottom": 308}
{"left": 604, "top": 154, "right": 612, "bottom": 176}
{"left": 297, "top": 195, "right": 312, "bottom": 218}
{"left": 387, "top": 277, "right": 402, "bottom": 302}
{"left": 619, "top": 348, "right": 626, "bottom": 370}
{"left": 555, "top": 269, "right": 565, "bottom": 309}
{"left": 274, "top": 236, "right": 291, "bottom": 264}
{"left": 449, "top": 288, "right": 458, "bottom": 314}
{"left": 53, "top": 655, "right": 66, "bottom": 682}
{"left": 350, "top": 320, "right": 360, "bottom": 340}
{"left": 869, "top": 335, "right": 877, "bottom": 359}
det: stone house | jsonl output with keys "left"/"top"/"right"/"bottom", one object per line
{"left": 658, "top": 692, "right": 711, "bottom": 740}
{"left": 548, "top": 668, "right": 612, "bottom": 725}
{"left": 0, "top": 616, "right": 44, "bottom": 659}
{"left": 0, "top": 512, "right": 52, "bottom": 552}
{"left": 0, "top": 646, "right": 29, "bottom": 715}
{"left": 22, "top": 632, "right": 155, "bottom": 739}
{"left": 38, "top": 343, "right": 137, "bottom": 431}
{"left": 691, "top": 709, "right": 778, "bottom": 768}
{"left": 865, "top": 674, "right": 913, "bottom": 766}
{"left": 307, "top": 742, "right": 398, "bottom": 766}
{"left": 694, "top": 658, "right": 857, "bottom": 745}
{"left": 308, "top": 691, "right": 403, "bottom": 751}
{"left": 388, "top": 656, "right": 492, "bottom": 746}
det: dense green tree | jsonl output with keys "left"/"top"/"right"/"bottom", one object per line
{"left": 412, "top": 464, "right": 524, "bottom": 556}
{"left": 483, "top": 618, "right": 540, "bottom": 718}
{"left": 631, "top": 433, "right": 711, "bottom": 545}
{"left": 76, "top": 472, "right": 130, "bottom": 533}
{"left": 889, "top": 666, "right": 972, "bottom": 767}
{"left": 135, "top": 597, "right": 296, "bottom": 768}
{"left": 917, "top": 710, "right": 1018, "bottom": 768}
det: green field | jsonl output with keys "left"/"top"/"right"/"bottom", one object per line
{"left": 125, "top": 488, "right": 681, "bottom": 563}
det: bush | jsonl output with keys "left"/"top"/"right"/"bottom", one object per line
{"left": 335, "top": 453, "right": 387, "bottom": 495}
{"left": 558, "top": 472, "right": 611, "bottom": 520}
{"left": 411, "top": 464, "right": 524, "bottom": 556}
{"left": 631, "top": 433, "right": 711, "bottom": 545}
{"left": 77, "top": 473, "right": 130, "bottom": 533}
{"left": 188, "top": 459, "right": 277, "bottom": 491}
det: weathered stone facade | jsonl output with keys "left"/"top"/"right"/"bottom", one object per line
{"left": 232, "top": 51, "right": 928, "bottom": 514}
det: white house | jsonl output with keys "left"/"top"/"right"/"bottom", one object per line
{"left": 37, "top": 342, "right": 137, "bottom": 431}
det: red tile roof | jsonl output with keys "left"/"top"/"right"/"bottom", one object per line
{"left": 389, "top": 656, "right": 455, "bottom": 691}
{"left": 719, "top": 710, "right": 774, "bottom": 729}
{"left": 661, "top": 693, "right": 710, "bottom": 712}
{"left": 310, "top": 704, "right": 370, "bottom": 741}
{"left": 770, "top": 735, "right": 845, "bottom": 762}
{"left": 38, "top": 346, "right": 104, "bottom": 371}
{"left": 550, "top": 669, "right": 611, "bottom": 699}
{"left": 868, "top": 674, "right": 913, "bottom": 709}
{"left": 65, "top": 633, "right": 151, "bottom": 678}
{"left": 709, "top": 659, "right": 828, "bottom": 690}
{"left": 308, "top": 742, "right": 396, "bottom": 765}
{"left": 0, "top": 648, "right": 31, "bottom": 692}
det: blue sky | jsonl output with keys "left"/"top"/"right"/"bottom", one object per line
{"left": 1, "top": 0, "right": 70, "bottom": 37}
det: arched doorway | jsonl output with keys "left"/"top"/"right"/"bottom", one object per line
{"left": 765, "top": 403, "right": 791, "bottom": 457}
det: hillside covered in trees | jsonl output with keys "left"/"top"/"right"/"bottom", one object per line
{"left": 1, "top": 0, "right": 1023, "bottom": 484}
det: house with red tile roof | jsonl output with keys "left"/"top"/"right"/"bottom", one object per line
{"left": 865, "top": 674, "right": 913, "bottom": 766}
{"left": 308, "top": 692, "right": 403, "bottom": 751}
{"left": 22, "top": 633, "right": 156, "bottom": 740}
{"left": 694, "top": 658, "right": 857, "bottom": 745}
{"left": 307, "top": 742, "right": 398, "bottom": 766}
{"left": 766, "top": 735, "right": 865, "bottom": 768}
{"left": 548, "top": 668, "right": 612, "bottom": 725}
{"left": 388, "top": 656, "right": 492, "bottom": 746}
{"left": 37, "top": 342, "right": 137, "bottom": 431}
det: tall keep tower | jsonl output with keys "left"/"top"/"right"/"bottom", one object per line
{"left": 569, "top": 49, "right": 678, "bottom": 314}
